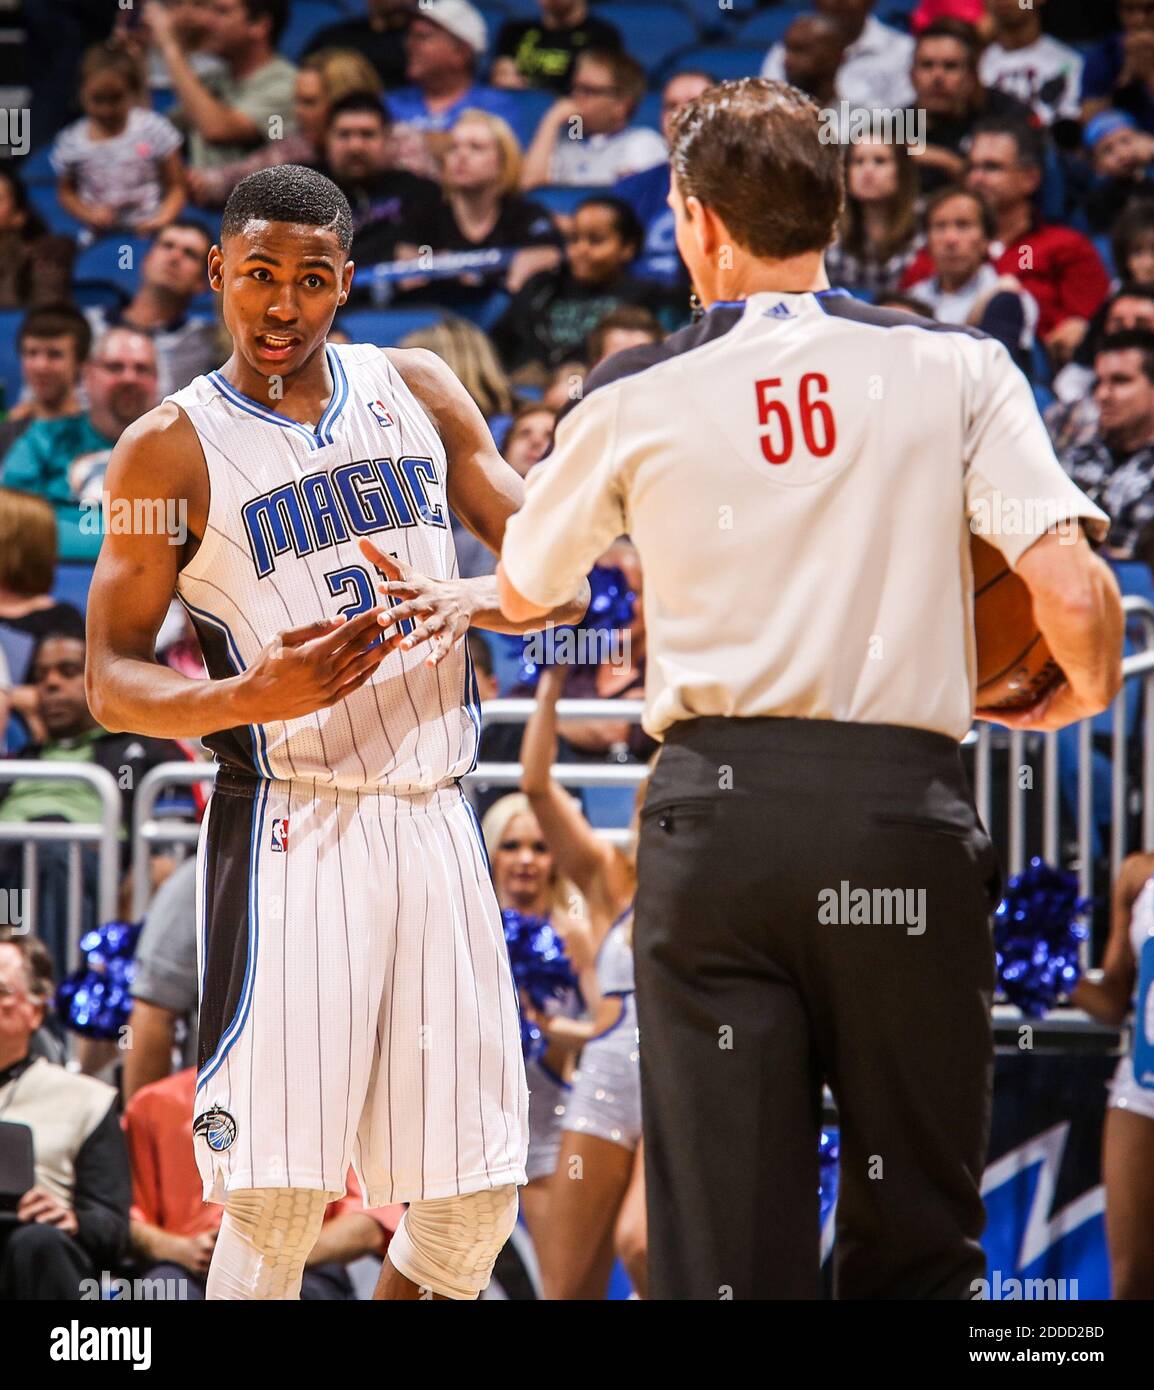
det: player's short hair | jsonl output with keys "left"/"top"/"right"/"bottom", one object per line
{"left": 1097, "top": 329, "right": 1154, "bottom": 383}
{"left": 17, "top": 302, "right": 92, "bottom": 361}
{"left": 970, "top": 116, "right": 1046, "bottom": 171}
{"left": 924, "top": 185, "right": 996, "bottom": 241}
{"left": 669, "top": 78, "right": 843, "bottom": 260}
{"left": 221, "top": 165, "right": 354, "bottom": 255}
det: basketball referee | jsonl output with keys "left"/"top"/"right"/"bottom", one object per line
{"left": 496, "top": 80, "right": 1125, "bottom": 1300}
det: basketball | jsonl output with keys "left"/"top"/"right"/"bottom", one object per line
{"left": 972, "top": 535, "right": 1063, "bottom": 710}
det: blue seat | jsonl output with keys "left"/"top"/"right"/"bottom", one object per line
{"left": 658, "top": 43, "right": 765, "bottom": 83}
{"left": 1092, "top": 234, "right": 1115, "bottom": 279}
{"left": 635, "top": 89, "right": 662, "bottom": 132}
{"left": 529, "top": 184, "right": 614, "bottom": 215}
{"left": 26, "top": 182, "right": 85, "bottom": 239}
{"left": 737, "top": 3, "right": 808, "bottom": 47}
{"left": 593, "top": 4, "right": 700, "bottom": 77}
{"left": 279, "top": 0, "right": 345, "bottom": 61}
{"left": 20, "top": 144, "right": 56, "bottom": 185}
{"left": 151, "top": 87, "right": 178, "bottom": 117}
{"left": 53, "top": 561, "right": 95, "bottom": 617}
{"left": 335, "top": 307, "right": 446, "bottom": 345}
{"left": 0, "top": 309, "right": 22, "bottom": 404}
{"left": 451, "top": 290, "right": 511, "bottom": 332}
{"left": 73, "top": 235, "right": 153, "bottom": 292}
{"left": 494, "top": 88, "right": 555, "bottom": 149}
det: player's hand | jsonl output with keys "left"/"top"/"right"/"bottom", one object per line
{"left": 17, "top": 1187, "right": 79, "bottom": 1234}
{"left": 360, "top": 539, "right": 477, "bottom": 668}
{"left": 233, "top": 610, "right": 390, "bottom": 722}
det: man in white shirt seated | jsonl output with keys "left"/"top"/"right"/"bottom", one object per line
{"left": 760, "top": 0, "right": 915, "bottom": 110}
{"left": 978, "top": 0, "right": 1083, "bottom": 129}
{"left": 905, "top": 185, "right": 1037, "bottom": 372}
{"left": 521, "top": 49, "right": 666, "bottom": 189}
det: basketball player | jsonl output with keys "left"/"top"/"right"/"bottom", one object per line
{"left": 497, "top": 80, "right": 1125, "bottom": 1298}
{"left": 84, "top": 165, "right": 590, "bottom": 1301}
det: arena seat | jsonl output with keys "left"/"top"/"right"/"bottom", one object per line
{"left": 492, "top": 88, "right": 555, "bottom": 149}
{"left": 53, "top": 561, "right": 96, "bottom": 617}
{"left": 19, "top": 144, "right": 55, "bottom": 185}
{"left": 279, "top": 0, "right": 347, "bottom": 62}
{"left": 450, "top": 290, "right": 512, "bottom": 332}
{"left": 27, "top": 182, "right": 86, "bottom": 238}
{"left": 335, "top": 307, "right": 447, "bottom": 345}
{"left": 529, "top": 184, "right": 614, "bottom": 216}
{"left": 0, "top": 309, "right": 23, "bottom": 403}
{"left": 592, "top": 4, "right": 700, "bottom": 77}
{"left": 737, "top": 3, "right": 808, "bottom": 47}
{"left": 73, "top": 235, "right": 153, "bottom": 294}
{"left": 658, "top": 43, "right": 765, "bottom": 83}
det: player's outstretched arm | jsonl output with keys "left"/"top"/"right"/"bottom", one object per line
{"left": 979, "top": 526, "right": 1124, "bottom": 732}
{"left": 86, "top": 405, "right": 390, "bottom": 737}
{"left": 384, "top": 346, "right": 590, "bottom": 633}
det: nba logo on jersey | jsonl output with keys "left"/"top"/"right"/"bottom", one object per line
{"left": 271, "top": 818, "right": 289, "bottom": 852}
{"left": 368, "top": 399, "right": 394, "bottom": 428}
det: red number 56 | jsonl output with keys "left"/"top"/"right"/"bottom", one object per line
{"left": 755, "top": 373, "right": 837, "bottom": 465}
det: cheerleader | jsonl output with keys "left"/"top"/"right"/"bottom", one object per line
{"left": 520, "top": 665, "right": 648, "bottom": 1299}
{"left": 480, "top": 793, "right": 594, "bottom": 1262}
{"left": 1070, "top": 851, "right": 1154, "bottom": 1298}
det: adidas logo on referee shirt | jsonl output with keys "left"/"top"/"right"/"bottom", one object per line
{"left": 764, "top": 301, "right": 796, "bottom": 320}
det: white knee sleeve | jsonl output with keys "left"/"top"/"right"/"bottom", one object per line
{"left": 205, "top": 1188, "right": 331, "bottom": 1300}
{"left": 388, "top": 1185, "right": 520, "bottom": 1300}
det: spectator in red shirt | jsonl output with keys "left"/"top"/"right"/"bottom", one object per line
{"left": 903, "top": 117, "right": 1110, "bottom": 364}
{"left": 124, "top": 1068, "right": 402, "bottom": 1299}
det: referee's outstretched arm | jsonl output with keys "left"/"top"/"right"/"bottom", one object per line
{"left": 980, "top": 525, "right": 1124, "bottom": 732}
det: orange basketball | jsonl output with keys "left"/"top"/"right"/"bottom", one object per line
{"left": 972, "top": 535, "right": 1064, "bottom": 710}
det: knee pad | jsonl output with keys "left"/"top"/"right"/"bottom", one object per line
{"left": 388, "top": 1184, "right": 519, "bottom": 1300}
{"left": 205, "top": 1187, "right": 331, "bottom": 1300}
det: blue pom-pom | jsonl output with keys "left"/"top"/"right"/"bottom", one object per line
{"left": 55, "top": 919, "right": 142, "bottom": 1039}
{"left": 994, "top": 858, "right": 1089, "bottom": 1018}
{"left": 502, "top": 909, "right": 579, "bottom": 1062}
{"left": 819, "top": 1126, "right": 840, "bottom": 1225}
{"left": 517, "top": 564, "right": 636, "bottom": 688}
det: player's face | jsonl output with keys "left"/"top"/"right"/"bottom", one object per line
{"left": 211, "top": 221, "right": 353, "bottom": 378}
{"left": 494, "top": 813, "right": 554, "bottom": 909}
{"left": 31, "top": 638, "right": 92, "bottom": 738}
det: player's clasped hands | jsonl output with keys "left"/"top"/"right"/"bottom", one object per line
{"left": 359, "top": 538, "right": 476, "bottom": 669}
{"left": 234, "top": 609, "right": 392, "bottom": 722}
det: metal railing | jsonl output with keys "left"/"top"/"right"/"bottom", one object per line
{"left": 0, "top": 762, "right": 121, "bottom": 966}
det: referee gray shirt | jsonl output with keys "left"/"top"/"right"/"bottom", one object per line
{"left": 500, "top": 290, "right": 1110, "bottom": 744}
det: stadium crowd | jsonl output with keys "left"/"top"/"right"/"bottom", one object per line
{"left": 1, "top": 0, "right": 1153, "bottom": 1300}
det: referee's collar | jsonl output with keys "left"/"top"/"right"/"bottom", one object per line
{"left": 707, "top": 289, "right": 851, "bottom": 311}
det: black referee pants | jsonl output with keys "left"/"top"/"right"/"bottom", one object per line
{"left": 634, "top": 717, "right": 1000, "bottom": 1300}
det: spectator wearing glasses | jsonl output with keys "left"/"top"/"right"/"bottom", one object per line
{"left": 1082, "top": 0, "right": 1154, "bottom": 135}
{"left": 492, "top": 0, "right": 621, "bottom": 93}
{"left": 522, "top": 50, "right": 665, "bottom": 190}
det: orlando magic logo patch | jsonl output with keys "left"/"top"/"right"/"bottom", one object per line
{"left": 193, "top": 1105, "right": 237, "bottom": 1152}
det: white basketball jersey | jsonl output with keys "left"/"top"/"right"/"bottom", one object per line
{"left": 170, "top": 342, "right": 481, "bottom": 793}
